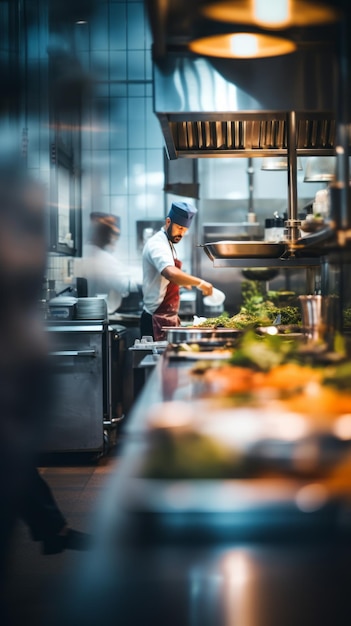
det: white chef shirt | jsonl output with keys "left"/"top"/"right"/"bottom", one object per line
{"left": 77, "top": 244, "right": 130, "bottom": 314}
{"left": 142, "top": 228, "right": 176, "bottom": 314}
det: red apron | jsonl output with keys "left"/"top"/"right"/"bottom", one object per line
{"left": 152, "top": 257, "right": 182, "bottom": 341}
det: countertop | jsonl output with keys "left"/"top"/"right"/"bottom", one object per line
{"left": 109, "top": 310, "right": 142, "bottom": 324}
{"left": 59, "top": 348, "right": 351, "bottom": 626}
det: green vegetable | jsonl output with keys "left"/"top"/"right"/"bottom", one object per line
{"left": 343, "top": 308, "right": 351, "bottom": 328}
{"left": 279, "top": 306, "right": 301, "bottom": 325}
{"left": 228, "top": 329, "right": 299, "bottom": 371}
{"left": 143, "top": 430, "right": 247, "bottom": 479}
{"left": 323, "top": 360, "right": 351, "bottom": 389}
{"left": 196, "top": 279, "right": 301, "bottom": 330}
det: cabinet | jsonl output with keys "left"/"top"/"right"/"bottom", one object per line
{"left": 42, "top": 321, "right": 127, "bottom": 454}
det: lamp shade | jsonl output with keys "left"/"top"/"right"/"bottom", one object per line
{"left": 202, "top": 1, "right": 341, "bottom": 28}
{"left": 189, "top": 32, "right": 296, "bottom": 59}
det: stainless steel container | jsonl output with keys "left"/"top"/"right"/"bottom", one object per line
{"left": 201, "top": 241, "right": 286, "bottom": 260}
{"left": 163, "top": 327, "right": 241, "bottom": 345}
{"left": 299, "top": 294, "right": 339, "bottom": 344}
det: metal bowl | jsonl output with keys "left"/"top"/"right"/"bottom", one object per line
{"left": 202, "top": 241, "right": 286, "bottom": 260}
{"left": 241, "top": 268, "right": 280, "bottom": 281}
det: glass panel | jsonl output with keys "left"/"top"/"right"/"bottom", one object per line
{"left": 57, "top": 165, "right": 71, "bottom": 244}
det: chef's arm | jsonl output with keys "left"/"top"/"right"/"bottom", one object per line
{"left": 162, "top": 265, "right": 213, "bottom": 296}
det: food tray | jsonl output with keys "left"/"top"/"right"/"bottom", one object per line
{"left": 121, "top": 384, "right": 351, "bottom": 541}
{"left": 163, "top": 326, "right": 242, "bottom": 345}
{"left": 123, "top": 475, "right": 348, "bottom": 542}
{"left": 256, "top": 324, "right": 304, "bottom": 338}
{"left": 168, "top": 349, "right": 233, "bottom": 360}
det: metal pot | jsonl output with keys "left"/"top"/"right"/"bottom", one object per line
{"left": 241, "top": 268, "right": 280, "bottom": 281}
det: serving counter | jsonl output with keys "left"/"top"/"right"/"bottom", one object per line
{"left": 60, "top": 344, "right": 351, "bottom": 626}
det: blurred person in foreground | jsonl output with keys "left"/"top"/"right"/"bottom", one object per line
{"left": 76, "top": 212, "right": 137, "bottom": 315}
{"left": 0, "top": 163, "right": 90, "bottom": 623}
{"left": 140, "top": 201, "right": 213, "bottom": 341}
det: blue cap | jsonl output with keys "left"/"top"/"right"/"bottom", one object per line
{"left": 167, "top": 202, "right": 198, "bottom": 228}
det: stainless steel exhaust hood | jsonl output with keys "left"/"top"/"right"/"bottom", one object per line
{"left": 153, "top": 54, "right": 342, "bottom": 160}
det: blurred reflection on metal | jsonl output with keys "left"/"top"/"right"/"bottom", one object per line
{"left": 261, "top": 156, "right": 303, "bottom": 171}
{"left": 303, "top": 156, "right": 336, "bottom": 182}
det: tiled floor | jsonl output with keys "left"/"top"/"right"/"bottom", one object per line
{"left": 3, "top": 446, "right": 120, "bottom": 626}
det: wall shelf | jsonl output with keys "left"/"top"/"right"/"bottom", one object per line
{"left": 212, "top": 257, "right": 321, "bottom": 268}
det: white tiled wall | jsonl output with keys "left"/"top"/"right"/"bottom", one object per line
{"left": 45, "top": 255, "right": 74, "bottom": 293}
{"left": 70, "top": 0, "right": 165, "bottom": 287}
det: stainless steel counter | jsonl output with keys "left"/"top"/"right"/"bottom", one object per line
{"left": 58, "top": 350, "right": 351, "bottom": 626}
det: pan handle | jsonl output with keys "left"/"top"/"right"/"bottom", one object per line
{"left": 197, "top": 244, "right": 214, "bottom": 261}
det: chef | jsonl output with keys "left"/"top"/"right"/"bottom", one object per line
{"left": 76, "top": 212, "right": 134, "bottom": 315}
{"left": 141, "top": 201, "right": 213, "bottom": 341}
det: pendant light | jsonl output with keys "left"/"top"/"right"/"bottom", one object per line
{"left": 189, "top": 32, "right": 296, "bottom": 59}
{"left": 201, "top": 1, "right": 341, "bottom": 29}
{"left": 189, "top": 1, "right": 341, "bottom": 60}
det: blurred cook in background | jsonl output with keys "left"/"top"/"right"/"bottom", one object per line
{"left": 76, "top": 212, "right": 137, "bottom": 316}
{"left": 141, "top": 201, "right": 213, "bottom": 341}
{"left": 0, "top": 164, "right": 50, "bottom": 572}
{"left": 0, "top": 161, "right": 90, "bottom": 622}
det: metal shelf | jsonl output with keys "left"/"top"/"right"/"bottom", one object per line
{"left": 212, "top": 257, "right": 321, "bottom": 268}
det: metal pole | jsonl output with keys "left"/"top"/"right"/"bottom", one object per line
{"left": 285, "top": 111, "right": 301, "bottom": 253}
{"left": 331, "top": 14, "right": 351, "bottom": 235}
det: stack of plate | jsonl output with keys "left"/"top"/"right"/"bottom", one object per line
{"left": 76, "top": 297, "right": 107, "bottom": 320}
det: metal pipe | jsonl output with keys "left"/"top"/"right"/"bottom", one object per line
{"left": 285, "top": 111, "right": 301, "bottom": 253}
{"left": 247, "top": 157, "right": 254, "bottom": 214}
{"left": 331, "top": 15, "right": 351, "bottom": 235}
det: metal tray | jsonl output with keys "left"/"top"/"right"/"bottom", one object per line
{"left": 201, "top": 241, "right": 286, "bottom": 260}
{"left": 163, "top": 326, "right": 242, "bottom": 344}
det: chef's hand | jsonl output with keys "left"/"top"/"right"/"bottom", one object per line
{"left": 196, "top": 280, "right": 213, "bottom": 296}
